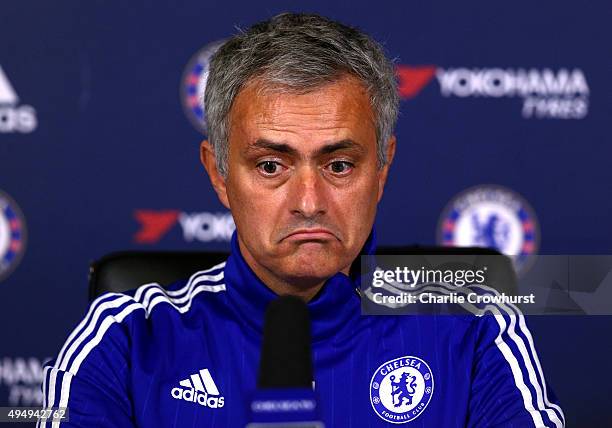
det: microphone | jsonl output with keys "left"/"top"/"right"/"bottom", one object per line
{"left": 246, "top": 295, "right": 324, "bottom": 428}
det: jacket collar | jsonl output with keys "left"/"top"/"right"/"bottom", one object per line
{"left": 223, "top": 228, "right": 377, "bottom": 342}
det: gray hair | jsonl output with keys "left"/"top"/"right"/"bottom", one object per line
{"left": 204, "top": 13, "right": 399, "bottom": 177}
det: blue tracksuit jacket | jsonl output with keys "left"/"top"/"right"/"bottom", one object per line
{"left": 39, "top": 230, "right": 564, "bottom": 427}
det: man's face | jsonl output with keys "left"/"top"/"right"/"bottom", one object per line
{"left": 204, "top": 76, "right": 394, "bottom": 290}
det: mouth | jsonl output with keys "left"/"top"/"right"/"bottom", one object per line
{"left": 283, "top": 228, "right": 337, "bottom": 242}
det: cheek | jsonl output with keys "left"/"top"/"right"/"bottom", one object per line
{"left": 332, "top": 174, "right": 380, "bottom": 236}
{"left": 226, "top": 174, "right": 281, "bottom": 240}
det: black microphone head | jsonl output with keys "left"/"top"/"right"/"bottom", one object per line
{"left": 258, "top": 295, "right": 313, "bottom": 388}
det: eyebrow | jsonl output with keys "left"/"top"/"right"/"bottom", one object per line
{"left": 246, "top": 138, "right": 365, "bottom": 157}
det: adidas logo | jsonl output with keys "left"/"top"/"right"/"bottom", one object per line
{"left": 0, "top": 66, "right": 18, "bottom": 104}
{"left": 170, "top": 368, "right": 225, "bottom": 409}
{"left": 0, "top": 65, "right": 37, "bottom": 133}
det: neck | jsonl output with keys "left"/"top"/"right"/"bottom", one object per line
{"left": 237, "top": 238, "right": 351, "bottom": 302}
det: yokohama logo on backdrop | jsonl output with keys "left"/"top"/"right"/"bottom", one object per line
{"left": 396, "top": 65, "right": 590, "bottom": 119}
{"left": 134, "top": 210, "right": 235, "bottom": 244}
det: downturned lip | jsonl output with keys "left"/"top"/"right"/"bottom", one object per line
{"left": 284, "top": 228, "right": 337, "bottom": 240}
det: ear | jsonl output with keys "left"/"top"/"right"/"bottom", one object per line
{"left": 377, "top": 136, "right": 396, "bottom": 203}
{"left": 200, "top": 140, "right": 231, "bottom": 209}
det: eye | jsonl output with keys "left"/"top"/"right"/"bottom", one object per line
{"left": 256, "top": 160, "right": 285, "bottom": 177}
{"left": 326, "top": 160, "right": 354, "bottom": 176}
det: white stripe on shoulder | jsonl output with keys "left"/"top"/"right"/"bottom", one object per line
{"left": 159, "top": 274, "right": 225, "bottom": 305}
{"left": 53, "top": 301, "right": 144, "bottom": 428}
{"left": 54, "top": 293, "right": 128, "bottom": 371}
{"left": 47, "top": 273, "right": 227, "bottom": 427}
{"left": 517, "top": 315, "right": 565, "bottom": 425}
{"left": 43, "top": 285, "right": 158, "bottom": 427}
{"left": 42, "top": 292, "right": 134, "bottom": 427}
{"left": 166, "top": 261, "right": 226, "bottom": 297}
{"left": 57, "top": 295, "right": 135, "bottom": 372}
{"left": 145, "top": 282, "right": 226, "bottom": 315}
{"left": 422, "top": 283, "right": 563, "bottom": 427}
{"left": 416, "top": 286, "right": 548, "bottom": 426}
{"left": 472, "top": 284, "right": 565, "bottom": 426}
{"left": 372, "top": 279, "right": 563, "bottom": 426}
{"left": 37, "top": 366, "right": 51, "bottom": 428}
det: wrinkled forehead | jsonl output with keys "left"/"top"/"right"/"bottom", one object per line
{"left": 226, "top": 75, "right": 377, "bottom": 150}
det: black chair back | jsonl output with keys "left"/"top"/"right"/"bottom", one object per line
{"left": 89, "top": 246, "right": 516, "bottom": 301}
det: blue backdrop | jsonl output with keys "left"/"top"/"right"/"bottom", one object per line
{"left": 1, "top": 1, "right": 610, "bottom": 426}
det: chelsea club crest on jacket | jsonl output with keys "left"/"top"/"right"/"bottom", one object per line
{"left": 39, "top": 230, "right": 564, "bottom": 427}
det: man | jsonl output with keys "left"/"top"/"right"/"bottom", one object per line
{"left": 40, "top": 13, "right": 564, "bottom": 427}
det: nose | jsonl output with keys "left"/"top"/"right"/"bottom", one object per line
{"left": 289, "top": 165, "right": 327, "bottom": 219}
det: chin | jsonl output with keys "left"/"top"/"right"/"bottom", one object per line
{"left": 282, "top": 253, "right": 344, "bottom": 282}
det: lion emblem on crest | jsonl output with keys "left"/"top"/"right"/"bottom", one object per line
{"left": 390, "top": 372, "right": 417, "bottom": 407}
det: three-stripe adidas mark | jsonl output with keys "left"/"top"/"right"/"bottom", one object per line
{"left": 171, "top": 368, "right": 225, "bottom": 409}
